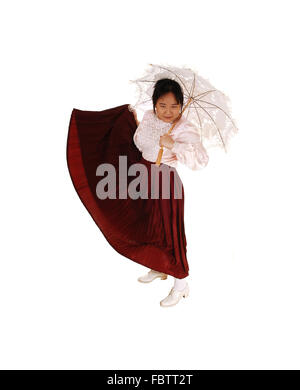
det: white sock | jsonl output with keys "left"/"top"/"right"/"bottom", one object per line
{"left": 173, "top": 277, "right": 188, "bottom": 291}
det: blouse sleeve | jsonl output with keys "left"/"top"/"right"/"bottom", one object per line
{"left": 171, "top": 122, "right": 209, "bottom": 171}
{"left": 133, "top": 110, "right": 151, "bottom": 152}
{"left": 133, "top": 127, "right": 143, "bottom": 152}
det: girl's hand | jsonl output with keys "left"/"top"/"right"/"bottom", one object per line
{"left": 159, "top": 134, "right": 175, "bottom": 149}
{"left": 132, "top": 109, "right": 139, "bottom": 126}
{"left": 128, "top": 105, "right": 139, "bottom": 126}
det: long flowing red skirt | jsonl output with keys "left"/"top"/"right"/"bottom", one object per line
{"left": 66, "top": 104, "right": 189, "bottom": 278}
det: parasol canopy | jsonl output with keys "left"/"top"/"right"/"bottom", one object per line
{"left": 129, "top": 63, "right": 239, "bottom": 155}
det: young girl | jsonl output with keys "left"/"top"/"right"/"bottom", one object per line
{"left": 66, "top": 78, "right": 209, "bottom": 308}
{"left": 131, "top": 78, "right": 209, "bottom": 307}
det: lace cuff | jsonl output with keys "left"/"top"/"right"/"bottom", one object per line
{"left": 171, "top": 140, "right": 209, "bottom": 171}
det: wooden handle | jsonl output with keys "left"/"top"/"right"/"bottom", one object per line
{"left": 155, "top": 148, "right": 164, "bottom": 166}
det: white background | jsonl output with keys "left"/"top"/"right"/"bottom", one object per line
{"left": 1, "top": 0, "right": 299, "bottom": 369}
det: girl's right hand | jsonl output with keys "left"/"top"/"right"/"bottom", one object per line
{"left": 132, "top": 109, "right": 139, "bottom": 126}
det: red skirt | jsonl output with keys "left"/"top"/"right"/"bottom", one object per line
{"left": 66, "top": 104, "right": 189, "bottom": 278}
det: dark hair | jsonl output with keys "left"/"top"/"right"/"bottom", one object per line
{"left": 152, "top": 78, "right": 183, "bottom": 113}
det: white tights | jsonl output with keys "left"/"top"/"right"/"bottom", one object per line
{"left": 173, "top": 276, "right": 188, "bottom": 291}
{"left": 150, "top": 269, "right": 188, "bottom": 290}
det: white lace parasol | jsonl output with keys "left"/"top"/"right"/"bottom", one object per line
{"left": 129, "top": 63, "right": 239, "bottom": 152}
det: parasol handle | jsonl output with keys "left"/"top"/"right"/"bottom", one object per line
{"left": 155, "top": 97, "right": 193, "bottom": 166}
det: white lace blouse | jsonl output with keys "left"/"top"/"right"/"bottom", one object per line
{"left": 133, "top": 109, "right": 209, "bottom": 170}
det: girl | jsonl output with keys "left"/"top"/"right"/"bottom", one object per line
{"left": 66, "top": 78, "right": 209, "bottom": 308}
{"left": 131, "top": 78, "right": 209, "bottom": 307}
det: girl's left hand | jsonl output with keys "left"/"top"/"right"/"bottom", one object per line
{"left": 159, "top": 134, "right": 175, "bottom": 149}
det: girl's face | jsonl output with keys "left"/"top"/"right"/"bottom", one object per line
{"left": 154, "top": 92, "right": 182, "bottom": 123}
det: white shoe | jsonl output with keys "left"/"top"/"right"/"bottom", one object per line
{"left": 138, "top": 269, "right": 168, "bottom": 283}
{"left": 160, "top": 283, "right": 189, "bottom": 307}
